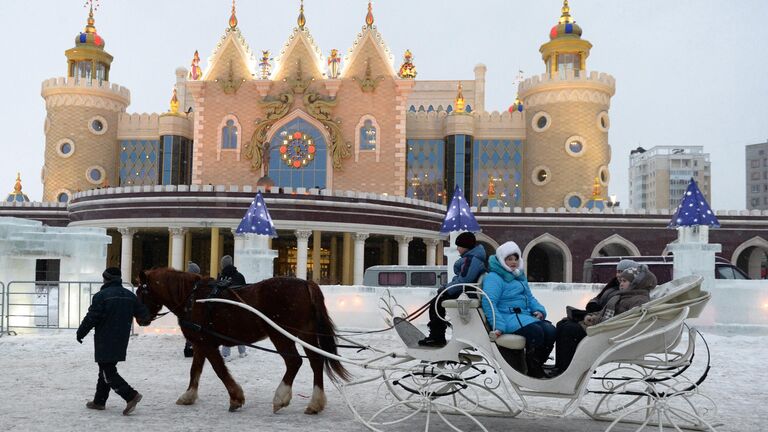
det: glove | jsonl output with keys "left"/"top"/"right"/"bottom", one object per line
{"left": 76, "top": 333, "right": 84, "bottom": 344}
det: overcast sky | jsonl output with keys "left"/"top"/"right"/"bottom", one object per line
{"left": 1, "top": 0, "right": 765, "bottom": 210}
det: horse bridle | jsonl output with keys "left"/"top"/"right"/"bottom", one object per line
{"left": 137, "top": 282, "right": 174, "bottom": 321}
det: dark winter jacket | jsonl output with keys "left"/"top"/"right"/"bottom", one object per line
{"left": 76, "top": 280, "right": 150, "bottom": 363}
{"left": 584, "top": 265, "right": 656, "bottom": 326}
{"left": 218, "top": 265, "right": 246, "bottom": 286}
{"left": 447, "top": 244, "right": 487, "bottom": 288}
{"left": 481, "top": 255, "right": 547, "bottom": 334}
{"left": 586, "top": 277, "right": 620, "bottom": 312}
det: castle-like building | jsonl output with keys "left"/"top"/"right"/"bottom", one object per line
{"left": 19, "top": 1, "right": 765, "bottom": 284}
{"left": 42, "top": 1, "right": 614, "bottom": 210}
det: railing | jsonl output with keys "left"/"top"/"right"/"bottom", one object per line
{"left": 0, "top": 281, "right": 5, "bottom": 336}
{"left": 2, "top": 281, "right": 135, "bottom": 333}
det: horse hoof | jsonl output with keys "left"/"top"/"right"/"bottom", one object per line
{"left": 229, "top": 402, "right": 243, "bottom": 412}
{"left": 176, "top": 391, "right": 197, "bottom": 405}
{"left": 304, "top": 407, "right": 320, "bottom": 415}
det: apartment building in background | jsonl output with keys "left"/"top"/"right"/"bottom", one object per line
{"left": 629, "top": 146, "right": 711, "bottom": 210}
{"left": 746, "top": 140, "right": 768, "bottom": 210}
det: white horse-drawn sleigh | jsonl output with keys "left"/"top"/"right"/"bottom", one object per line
{"left": 198, "top": 274, "right": 717, "bottom": 432}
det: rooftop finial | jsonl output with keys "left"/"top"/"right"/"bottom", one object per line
{"left": 229, "top": 0, "right": 238, "bottom": 29}
{"left": 365, "top": 1, "right": 374, "bottom": 28}
{"left": 559, "top": 0, "right": 574, "bottom": 24}
{"left": 297, "top": 0, "right": 306, "bottom": 30}
{"left": 592, "top": 177, "right": 602, "bottom": 199}
{"left": 169, "top": 87, "right": 179, "bottom": 114}
{"left": 84, "top": 0, "right": 99, "bottom": 33}
{"left": 14, "top": 173, "right": 22, "bottom": 194}
{"left": 454, "top": 82, "right": 466, "bottom": 113}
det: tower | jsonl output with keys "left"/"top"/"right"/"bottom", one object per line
{"left": 518, "top": 1, "right": 615, "bottom": 209}
{"left": 41, "top": 5, "right": 130, "bottom": 202}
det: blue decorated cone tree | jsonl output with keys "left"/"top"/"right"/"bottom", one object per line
{"left": 233, "top": 192, "right": 278, "bottom": 284}
{"left": 440, "top": 185, "right": 482, "bottom": 281}
{"left": 666, "top": 178, "right": 722, "bottom": 291}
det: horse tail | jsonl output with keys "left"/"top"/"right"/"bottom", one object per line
{"left": 307, "top": 281, "right": 352, "bottom": 383}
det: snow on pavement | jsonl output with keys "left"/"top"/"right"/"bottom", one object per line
{"left": 0, "top": 327, "right": 763, "bottom": 432}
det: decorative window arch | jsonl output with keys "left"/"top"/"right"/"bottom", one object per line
{"left": 522, "top": 233, "right": 574, "bottom": 283}
{"left": 355, "top": 115, "right": 381, "bottom": 162}
{"left": 266, "top": 110, "right": 332, "bottom": 189}
{"left": 590, "top": 234, "right": 641, "bottom": 258}
{"left": 217, "top": 115, "right": 241, "bottom": 161}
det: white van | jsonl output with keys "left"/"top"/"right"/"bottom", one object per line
{"left": 362, "top": 265, "right": 448, "bottom": 288}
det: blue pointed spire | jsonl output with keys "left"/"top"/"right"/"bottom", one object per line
{"left": 236, "top": 192, "right": 278, "bottom": 237}
{"left": 668, "top": 178, "right": 720, "bottom": 228}
{"left": 439, "top": 185, "right": 481, "bottom": 233}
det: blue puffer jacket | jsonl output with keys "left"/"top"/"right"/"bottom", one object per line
{"left": 447, "top": 244, "right": 487, "bottom": 288}
{"left": 480, "top": 256, "right": 547, "bottom": 334}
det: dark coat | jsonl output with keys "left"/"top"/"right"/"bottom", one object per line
{"left": 76, "top": 281, "right": 150, "bottom": 363}
{"left": 584, "top": 265, "right": 656, "bottom": 326}
{"left": 218, "top": 265, "right": 246, "bottom": 286}
{"left": 447, "top": 244, "right": 487, "bottom": 288}
{"left": 586, "top": 277, "right": 620, "bottom": 312}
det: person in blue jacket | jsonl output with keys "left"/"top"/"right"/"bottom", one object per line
{"left": 418, "top": 232, "right": 487, "bottom": 347}
{"left": 481, "top": 241, "right": 556, "bottom": 378}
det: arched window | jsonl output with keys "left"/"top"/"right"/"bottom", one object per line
{"left": 218, "top": 116, "right": 242, "bottom": 161}
{"left": 268, "top": 117, "right": 328, "bottom": 189}
{"left": 222, "top": 120, "right": 238, "bottom": 149}
{"left": 359, "top": 120, "right": 377, "bottom": 151}
{"left": 355, "top": 115, "right": 381, "bottom": 162}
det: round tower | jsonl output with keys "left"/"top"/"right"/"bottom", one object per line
{"left": 41, "top": 6, "right": 130, "bottom": 203}
{"left": 518, "top": 1, "right": 615, "bottom": 209}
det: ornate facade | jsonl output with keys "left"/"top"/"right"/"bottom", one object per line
{"left": 42, "top": 1, "right": 614, "bottom": 209}
{"left": 20, "top": 1, "right": 766, "bottom": 283}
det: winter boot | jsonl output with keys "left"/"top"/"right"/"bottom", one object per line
{"left": 86, "top": 401, "right": 105, "bottom": 410}
{"left": 525, "top": 348, "right": 546, "bottom": 379}
{"left": 123, "top": 392, "right": 142, "bottom": 416}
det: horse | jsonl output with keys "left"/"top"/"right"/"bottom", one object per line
{"left": 136, "top": 268, "right": 350, "bottom": 414}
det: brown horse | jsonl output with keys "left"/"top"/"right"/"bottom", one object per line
{"left": 136, "top": 268, "right": 350, "bottom": 413}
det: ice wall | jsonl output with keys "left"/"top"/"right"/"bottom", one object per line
{"left": 0, "top": 217, "right": 111, "bottom": 330}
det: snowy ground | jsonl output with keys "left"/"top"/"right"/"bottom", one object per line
{"left": 0, "top": 325, "right": 763, "bottom": 432}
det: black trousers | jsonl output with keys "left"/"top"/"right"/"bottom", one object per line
{"left": 426, "top": 285, "right": 474, "bottom": 338}
{"left": 554, "top": 318, "right": 587, "bottom": 372}
{"left": 93, "top": 362, "right": 137, "bottom": 405}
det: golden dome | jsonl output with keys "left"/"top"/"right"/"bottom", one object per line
{"left": 549, "top": 0, "right": 583, "bottom": 40}
{"left": 74, "top": 5, "right": 106, "bottom": 48}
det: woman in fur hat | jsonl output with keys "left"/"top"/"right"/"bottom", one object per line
{"left": 582, "top": 264, "right": 656, "bottom": 327}
{"left": 481, "top": 241, "right": 556, "bottom": 378}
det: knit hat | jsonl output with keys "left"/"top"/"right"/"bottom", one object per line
{"left": 455, "top": 232, "right": 477, "bottom": 249}
{"left": 619, "top": 267, "right": 638, "bottom": 283}
{"left": 187, "top": 261, "right": 201, "bottom": 274}
{"left": 102, "top": 267, "right": 122, "bottom": 283}
{"left": 495, "top": 241, "right": 524, "bottom": 272}
{"left": 616, "top": 259, "right": 639, "bottom": 272}
{"left": 220, "top": 255, "right": 233, "bottom": 269}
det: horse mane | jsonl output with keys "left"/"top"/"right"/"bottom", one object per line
{"left": 151, "top": 267, "right": 206, "bottom": 307}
